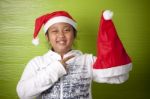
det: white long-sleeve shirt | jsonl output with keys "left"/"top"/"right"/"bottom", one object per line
{"left": 16, "top": 50, "right": 132, "bottom": 99}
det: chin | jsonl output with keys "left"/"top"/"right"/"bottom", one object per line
{"left": 59, "top": 48, "right": 70, "bottom": 53}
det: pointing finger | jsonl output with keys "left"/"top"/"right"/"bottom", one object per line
{"left": 63, "top": 55, "right": 75, "bottom": 62}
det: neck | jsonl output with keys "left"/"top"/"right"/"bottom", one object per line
{"left": 51, "top": 48, "right": 72, "bottom": 58}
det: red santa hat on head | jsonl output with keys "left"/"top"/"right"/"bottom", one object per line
{"left": 32, "top": 11, "right": 77, "bottom": 46}
{"left": 93, "top": 10, "right": 132, "bottom": 79}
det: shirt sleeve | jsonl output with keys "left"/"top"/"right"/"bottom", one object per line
{"left": 91, "top": 56, "right": 132, "bottom": 84}
{"left": 16, "top": 56, "right": 66, "bottom": 99}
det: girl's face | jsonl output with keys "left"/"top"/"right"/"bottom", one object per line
{"left": 46, "top": 23, "right": 75, "bottom": 56}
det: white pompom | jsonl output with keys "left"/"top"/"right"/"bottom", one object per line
{"left": 103, "top": 10, "right": 113, "bottom": 20}
{"left": 32, "top": 38, "right": 39, "bottom": 46}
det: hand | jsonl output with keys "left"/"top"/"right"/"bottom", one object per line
{"left": 59, "top": 55, "right": 75, "bottom": 70}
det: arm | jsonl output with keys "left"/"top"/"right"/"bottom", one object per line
{"left": 16, "top": 57, "right": 66, "bottom": 99}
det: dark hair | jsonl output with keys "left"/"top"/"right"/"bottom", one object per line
{"left": 72, "top": 27, "right": 77, "bottom": 38}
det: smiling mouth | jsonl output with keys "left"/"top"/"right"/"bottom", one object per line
{"left": 56, "top": 40, "right": 66, "bottom": 45}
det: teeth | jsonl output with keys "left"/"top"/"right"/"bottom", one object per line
{"left": 58, "top": 41, "right": 65, "bottom": 44}
{"left": 60, "top": 41, "right": 64, "bottom": 44}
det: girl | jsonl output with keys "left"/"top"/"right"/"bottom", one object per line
{"left": 16, "top": 10, "right": 132, "bottom": 99}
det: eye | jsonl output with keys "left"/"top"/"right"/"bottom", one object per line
{"left": 50, "top": 29, "right": 58, "bottom": 33}
{"left": 64, "top": 28, "right": 71, "bottom": 32}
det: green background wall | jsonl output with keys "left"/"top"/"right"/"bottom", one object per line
{"left": 0, "top": 0, "right": 149, "bottom": 99}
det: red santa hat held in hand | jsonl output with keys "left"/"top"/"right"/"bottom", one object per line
{"left": 93, "top": 10, "right": 132, "bottom": 78}
{"left": 32, "top": 11, "right": 77, "bottom": 46}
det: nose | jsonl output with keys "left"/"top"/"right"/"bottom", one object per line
{"left": 57, "top": 31, "right": 65, "bottom": 38}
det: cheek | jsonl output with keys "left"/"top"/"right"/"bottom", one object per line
{"left": 48, "top": 35, "right": 56, "bottom": 43}
{"left": 67, "top": 34, "right": 74, "bottom": 43}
